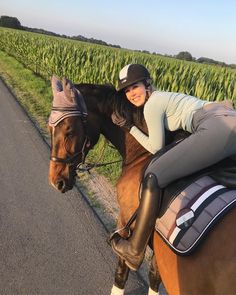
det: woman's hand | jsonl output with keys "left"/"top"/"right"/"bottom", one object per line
{"left": 111, "top": 112, "right": 133, "bottom": 130}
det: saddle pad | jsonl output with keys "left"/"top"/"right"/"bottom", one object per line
{"left": 155, "top": 175, "right": 236, "bottom": 255}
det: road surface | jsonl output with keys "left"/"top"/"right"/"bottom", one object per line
{"left": 0, "top": 78, "right": 147, "bottom": 294}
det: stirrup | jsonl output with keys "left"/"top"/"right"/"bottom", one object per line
{"left": 107, "top": 208, "right": 138, "bottom": 245}
{"left": 107, "top": 227, "right": 131, "bottom": 246}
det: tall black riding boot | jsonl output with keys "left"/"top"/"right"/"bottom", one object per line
{"left": 111, "top": 173, "right": 162, "bottom": 271}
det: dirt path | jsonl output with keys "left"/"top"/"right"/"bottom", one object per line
{"left": 76, "top": 170, "right": 119, "bottom": 231}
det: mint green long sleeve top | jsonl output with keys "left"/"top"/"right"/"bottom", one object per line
{"left": 129, "top": 91, "right": 210, "bottom": 154}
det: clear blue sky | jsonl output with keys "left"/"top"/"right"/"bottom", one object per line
{"left": 1, "top": 0, "right": 236, "bottom": 64}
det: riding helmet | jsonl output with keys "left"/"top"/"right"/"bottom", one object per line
{"left": 117, "top": 64, "right": 151, "bottom": 91}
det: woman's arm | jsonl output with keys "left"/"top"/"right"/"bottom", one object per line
{"left": 130, "top": 94, "right": 166, "bottom": 154}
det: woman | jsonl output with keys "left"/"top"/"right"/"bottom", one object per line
{"left": 111, "top": 63, "right": 236, "bottom": 271}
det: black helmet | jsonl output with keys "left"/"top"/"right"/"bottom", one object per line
{"left": 117, "top": 64, "right": 151, "bottom": 91}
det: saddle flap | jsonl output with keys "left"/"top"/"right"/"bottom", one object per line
{"left": 155, "top": 175, "right": 236, "bottom": 256}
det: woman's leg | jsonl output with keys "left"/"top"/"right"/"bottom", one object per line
{"left": 111, "top": 173, "right": 162, "bottom": 271}
{"left": 145, "top": 115, "right": 236, "bottom": 188}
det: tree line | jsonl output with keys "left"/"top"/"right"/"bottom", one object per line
{"left": 0, "top": 15, "right": 235, "bottom": 69}
{"left": 0, "top": 15, "right": 121, "bottom": 49}
{"left": 174, "top": 51, "right": 236, "bottom": 69}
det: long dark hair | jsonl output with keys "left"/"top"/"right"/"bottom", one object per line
{"left": 112, "top": 90, "right": 144, "bottom": 126}
{"left": 112, "top": 79, "right": 153, "bottom": 127}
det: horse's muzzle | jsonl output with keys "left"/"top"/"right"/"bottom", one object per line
{"left": 52, "top": 177, "right": 75, "bottom": 193}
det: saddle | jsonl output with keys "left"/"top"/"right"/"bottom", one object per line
{"left": 152, "top": 155, "right": 236, "bottom": 255}
{"left": 159, "top": 156, "right": 236, "bottom": 217}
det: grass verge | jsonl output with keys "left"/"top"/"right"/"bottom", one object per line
{"left": 0, "top": 50, "right": 52, "bottom": 138}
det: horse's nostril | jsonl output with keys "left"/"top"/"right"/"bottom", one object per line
{"left": 56, "top": 180, "right": 65, "bottom": 191}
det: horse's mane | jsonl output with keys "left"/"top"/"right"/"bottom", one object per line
{"left": 75, "top": 83, "right": 116, "bottom": 117}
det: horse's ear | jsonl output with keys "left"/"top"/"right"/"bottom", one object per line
{"left": 62, "top": 78, "right": 88, "bottom": 116}
{"left": 51, "top": 75, "right": 63, "bottom": 97}
{"left": 62, "top": 77, "right": 77, "bottom": 103}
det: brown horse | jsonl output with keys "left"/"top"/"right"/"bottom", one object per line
{"left": 48, "top": 77, "right": 236, "bottom": 295}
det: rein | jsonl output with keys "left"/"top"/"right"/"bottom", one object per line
{"left": 76, "top": 139, "right": 122, "bottom": 174}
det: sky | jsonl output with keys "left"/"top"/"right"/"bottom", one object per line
{"left": 1, "top": 0, "right": 236, "bottom": 64}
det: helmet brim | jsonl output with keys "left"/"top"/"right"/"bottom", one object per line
{"left": 117, "top": 78, "right": 146, "bottom": 92}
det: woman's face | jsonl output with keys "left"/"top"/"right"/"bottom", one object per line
{"left": 124, "top": 82, "right": 147, "bottom": 107}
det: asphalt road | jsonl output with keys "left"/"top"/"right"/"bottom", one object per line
{"left": 0, "top": 79, "right": 147, "bottom": 295}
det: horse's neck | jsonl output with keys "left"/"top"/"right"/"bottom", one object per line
{"left": 101, "top": 124, "right": 150, "bottom": 166}
{"left": 77, "top": 83, "right": 126, "bottom": 157}
{"left": 123, "top": 131, "right": 151, "bottom": 166}
{"left": 101, "top": 121, "right": 126, "bottom": 157}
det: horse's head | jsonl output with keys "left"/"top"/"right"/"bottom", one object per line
{"left": 48, "top": 76, "right": 89, "bottom": 193}
{"left": 48, "top": 76, "right": 153, "bottom": 193}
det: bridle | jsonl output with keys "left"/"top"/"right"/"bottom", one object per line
{"left": 49, "top": 104, "right": 122, "bottom": 174}
{"left": 49, "top": 106, "right": 89, "bottom": 167}
{"left": 50, "top": 134, "right": 89, "bottom": 166}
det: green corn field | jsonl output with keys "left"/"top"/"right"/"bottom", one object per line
{"left": 0, "top": 27, "right": 235, "bottom": 103}
{"left": 0, "top": 27, "right": 236, "bottom": 183}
